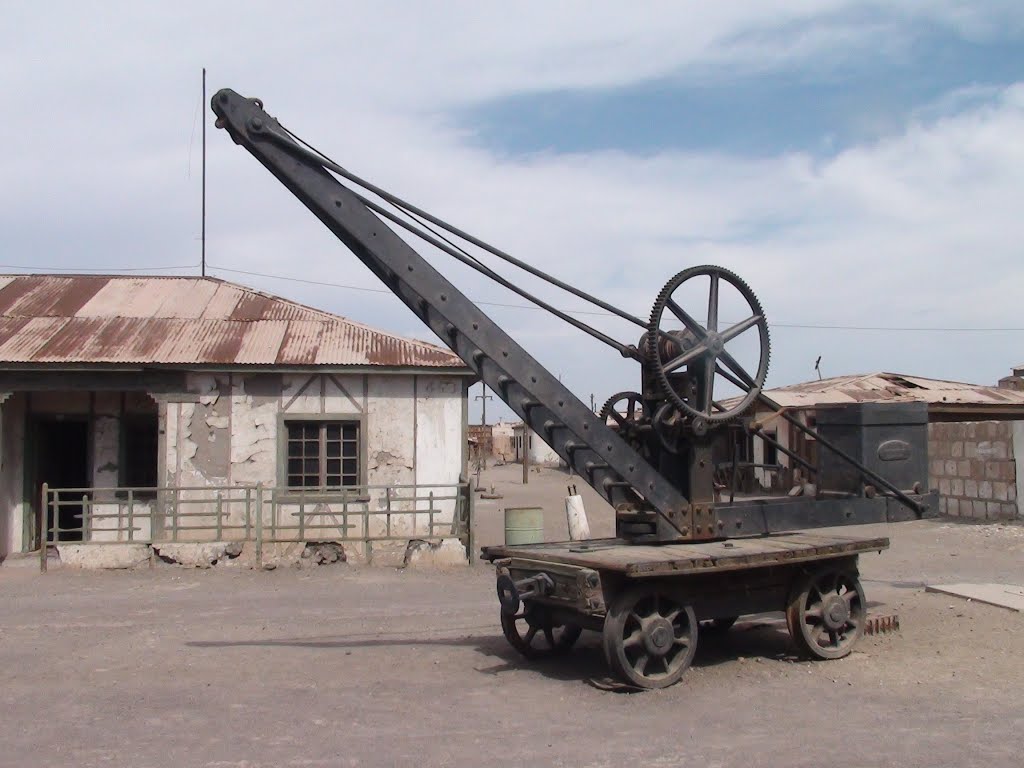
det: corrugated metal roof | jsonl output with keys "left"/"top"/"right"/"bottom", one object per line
{"left": 755, "top": 372, "right": 1024, "bottom": 408}
{"left": 0, "top": 275, "right": 467, "bottom": 369}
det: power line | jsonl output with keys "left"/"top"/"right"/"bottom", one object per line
{"left": 206, "top": 264, "right": 1024, "bottom": 333}
{"left": 4, "top": 260, "right": 1019, "bottom": 333}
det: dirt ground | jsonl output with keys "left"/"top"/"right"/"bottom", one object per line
{"left": 2, "top": 463, "right": 1023, "bottom": 768}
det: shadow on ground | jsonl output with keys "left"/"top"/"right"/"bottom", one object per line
{"left": 186, "top": 613, "right": 826, "bottom": 690}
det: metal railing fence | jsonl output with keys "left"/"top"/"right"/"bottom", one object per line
{"left": 39, "top": 481, "right": 473, "bottom": 572}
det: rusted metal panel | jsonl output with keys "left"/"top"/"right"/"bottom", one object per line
{"left": 201, "top": 283, "right": 246, "bottom": 319}
{"left": 276, "top": 320, "right": 323, "bottom": 365}
{"left": 0, "top": 275, "right": 466, "bottom": 369}
{"left": 0, "top": 317, "right": 63, "bottom": 360}
{"left": 235, "top": 320, "right": 289, "bottom": 364}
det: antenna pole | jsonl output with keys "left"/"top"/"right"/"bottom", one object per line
{"left": 201, "top": 67, "right": 207, "bottom": 276}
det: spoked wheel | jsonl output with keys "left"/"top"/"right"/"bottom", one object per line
{"left": 646, "top": 265, "right": 770, "bottom": 425}
{"left": 602, "top": 585, "right": 698, "bottom": 689}
{"left": 786, "top": 568, "right": 866, "bottom": 660}
{"left": 501, "top": 604, "right": 582, "bottom": 660}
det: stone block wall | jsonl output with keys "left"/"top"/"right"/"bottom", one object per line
{"left": 928, "top": 421, "right": 1019, "bottom": 519}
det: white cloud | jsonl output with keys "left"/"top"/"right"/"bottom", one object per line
{"left": 2, "top": 1, "right": 1023, "bottom": 423}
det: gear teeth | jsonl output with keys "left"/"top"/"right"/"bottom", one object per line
{"left": 646, "top": 265, "right": 770, "bottom": 427}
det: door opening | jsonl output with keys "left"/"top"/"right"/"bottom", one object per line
{"left": 34, "top": 419, "right": 90, "bottom": 543}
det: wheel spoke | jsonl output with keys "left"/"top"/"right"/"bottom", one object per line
{"left": 827, "top": 630, "right": 839, "bottom": 647}
{"left": 609, "top": 410, "right": 627, "bottom": 427}
{"left": 718, "top": 349, "right": 758, "bottom": 390}
{"left": 707, "top": 273, "right": 719, "bottom": 332}
{"left": 702, "top": 360, "right": 716, "bottom": 416}
{"left": 666, "top": 298, "right": 708, "bottom": 339}
{"left": 663, "top": 343, "right": 708, "bottom": 373}
{"left": 664, "top": 608, "right": 681, "bottom": 624}
{"left": 626, "top": 398, "right": 637, "bottom": 420}
{"left": 802, "top": 606, "right": 827, "bottom": 622}
{"left": 720, "top": 314, "right": 762, "bottom": 343}
{"left": 524, "top": 626, "right": 538, "bottom": 646}
{"left": 623, "top": 629, "right": 643, "bottom": 649}
{"left": 842, "top": 589, "right": 860, "bottom": 606}
{"left": 543, "top": 627, "right": 556, "bottom": 648}
{"left": 634, "top": 653, "right": 650, "bottom": 675}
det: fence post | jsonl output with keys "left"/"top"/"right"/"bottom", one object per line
{"left": 81, "top": 494, "right": 90, "bottom": 542}
{"left": 39, "top": 483, "right": 48, "bottom": 573}
{"left": 255, "top": 484, "right": 263, "bottom": 570}
{"left": 127, "top": 489, "right": 134, "bottom": 543}
{"left": 466, "top": 482, "right": 476, "bottom": 564}
{"left": 244, "top": 487, "right": 251, "bottom": 539}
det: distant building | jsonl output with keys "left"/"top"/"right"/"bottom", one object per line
{"left": 0, "top": 275, "right": 476, "bottom": 565}
{"left": 511, "top": 423, "right": 561, "bottom": 467}
{"left": 737, "top": 372, "right": 1024, "bottom": 521}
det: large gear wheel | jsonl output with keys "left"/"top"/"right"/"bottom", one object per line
{"left": 646, "top": 266, "right": 770, "bottom": 425}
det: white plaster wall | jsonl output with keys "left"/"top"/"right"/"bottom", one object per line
{"left": 366, "top": 376, "right": 415, "bottom": 537}
{"left": 0, "top": 395, "right": 25, "bottom": 557}
{"left": 92, "top": 415, "right": 119, "bottom": 490}
{"left": 365, "top": 375, "right": 415, "bottom": 484}
{"left": 151, "top": 371, "right": 467, "bottom": 545}
{"left": 230, "top": 376, "right": 277, "bottom": 486}
{"left": 415, "top": 376, "right": 463, "bottom": 527}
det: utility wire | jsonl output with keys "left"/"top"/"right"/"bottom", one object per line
{"left": 206, "top": 264, "right": 1024, "bottom": 333}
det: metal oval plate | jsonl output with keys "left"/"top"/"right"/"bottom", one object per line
{"left": 878, "top": 439, "right": 911, "bottom": 461}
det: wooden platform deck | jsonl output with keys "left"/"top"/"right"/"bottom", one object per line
{"left": 481, "top": 532, "right": 889, "bottom": 578}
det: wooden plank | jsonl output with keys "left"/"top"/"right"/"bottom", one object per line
{"left": 482, "top": 533, "right": 889, "bottom": 577}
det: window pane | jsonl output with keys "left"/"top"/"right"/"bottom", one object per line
{"left": 285, "top": 420, "right": 359, "bottom": 490}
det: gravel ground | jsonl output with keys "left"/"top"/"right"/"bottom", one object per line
{"left": 1, "top": 464, "right": 1022, "bottom": 768}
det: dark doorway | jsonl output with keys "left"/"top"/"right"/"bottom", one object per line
{"left": 34, "top": 419, "right": 90, "bottom": 542}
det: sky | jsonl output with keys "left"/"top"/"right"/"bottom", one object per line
{"left": 3, "top": 1, "right": 1024, "bottom": 423}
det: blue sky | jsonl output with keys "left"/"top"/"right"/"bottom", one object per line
{"left": 463, "top": 26, "right": 1024, "bottom": 158}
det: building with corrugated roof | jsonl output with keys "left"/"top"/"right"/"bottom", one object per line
{"left": 734, "top": 372, "right": 1024, "bottom": 522}
{"left": 0, "top": 275, "right": 476, "bottom": 565}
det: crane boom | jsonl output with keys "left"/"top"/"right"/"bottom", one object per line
{"left": 211, "top": 88, "right": 693, "bottom": 541}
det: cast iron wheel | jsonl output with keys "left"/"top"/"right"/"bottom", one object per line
{"left": 501, "top": 604, "right": 582, "bottom": 660}
{"left": 602, "top": 585, "right": 698, "bottom": 689}
{"left": 646, "top": 265, "right": 770, "bottom": 424}
{"left": 786, "top": 568, "right": 866, "bottom": 660}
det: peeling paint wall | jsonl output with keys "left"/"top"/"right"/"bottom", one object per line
{"left": 0, "top": 370, "right": 467, "bottom": 556}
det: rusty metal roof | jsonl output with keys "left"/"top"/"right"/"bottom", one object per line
{"left": 0, "top": 275, "right": 467, "bottom": 369}
{"left": 755, "top": 372, "right": 1024, "bottom": 409}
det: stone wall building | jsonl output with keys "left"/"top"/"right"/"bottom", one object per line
{"left": 0, "top": 275, "right": 475, "bottom": 565}
{"left": 739, "top": 372, "right": 1024, "bottom": 521}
